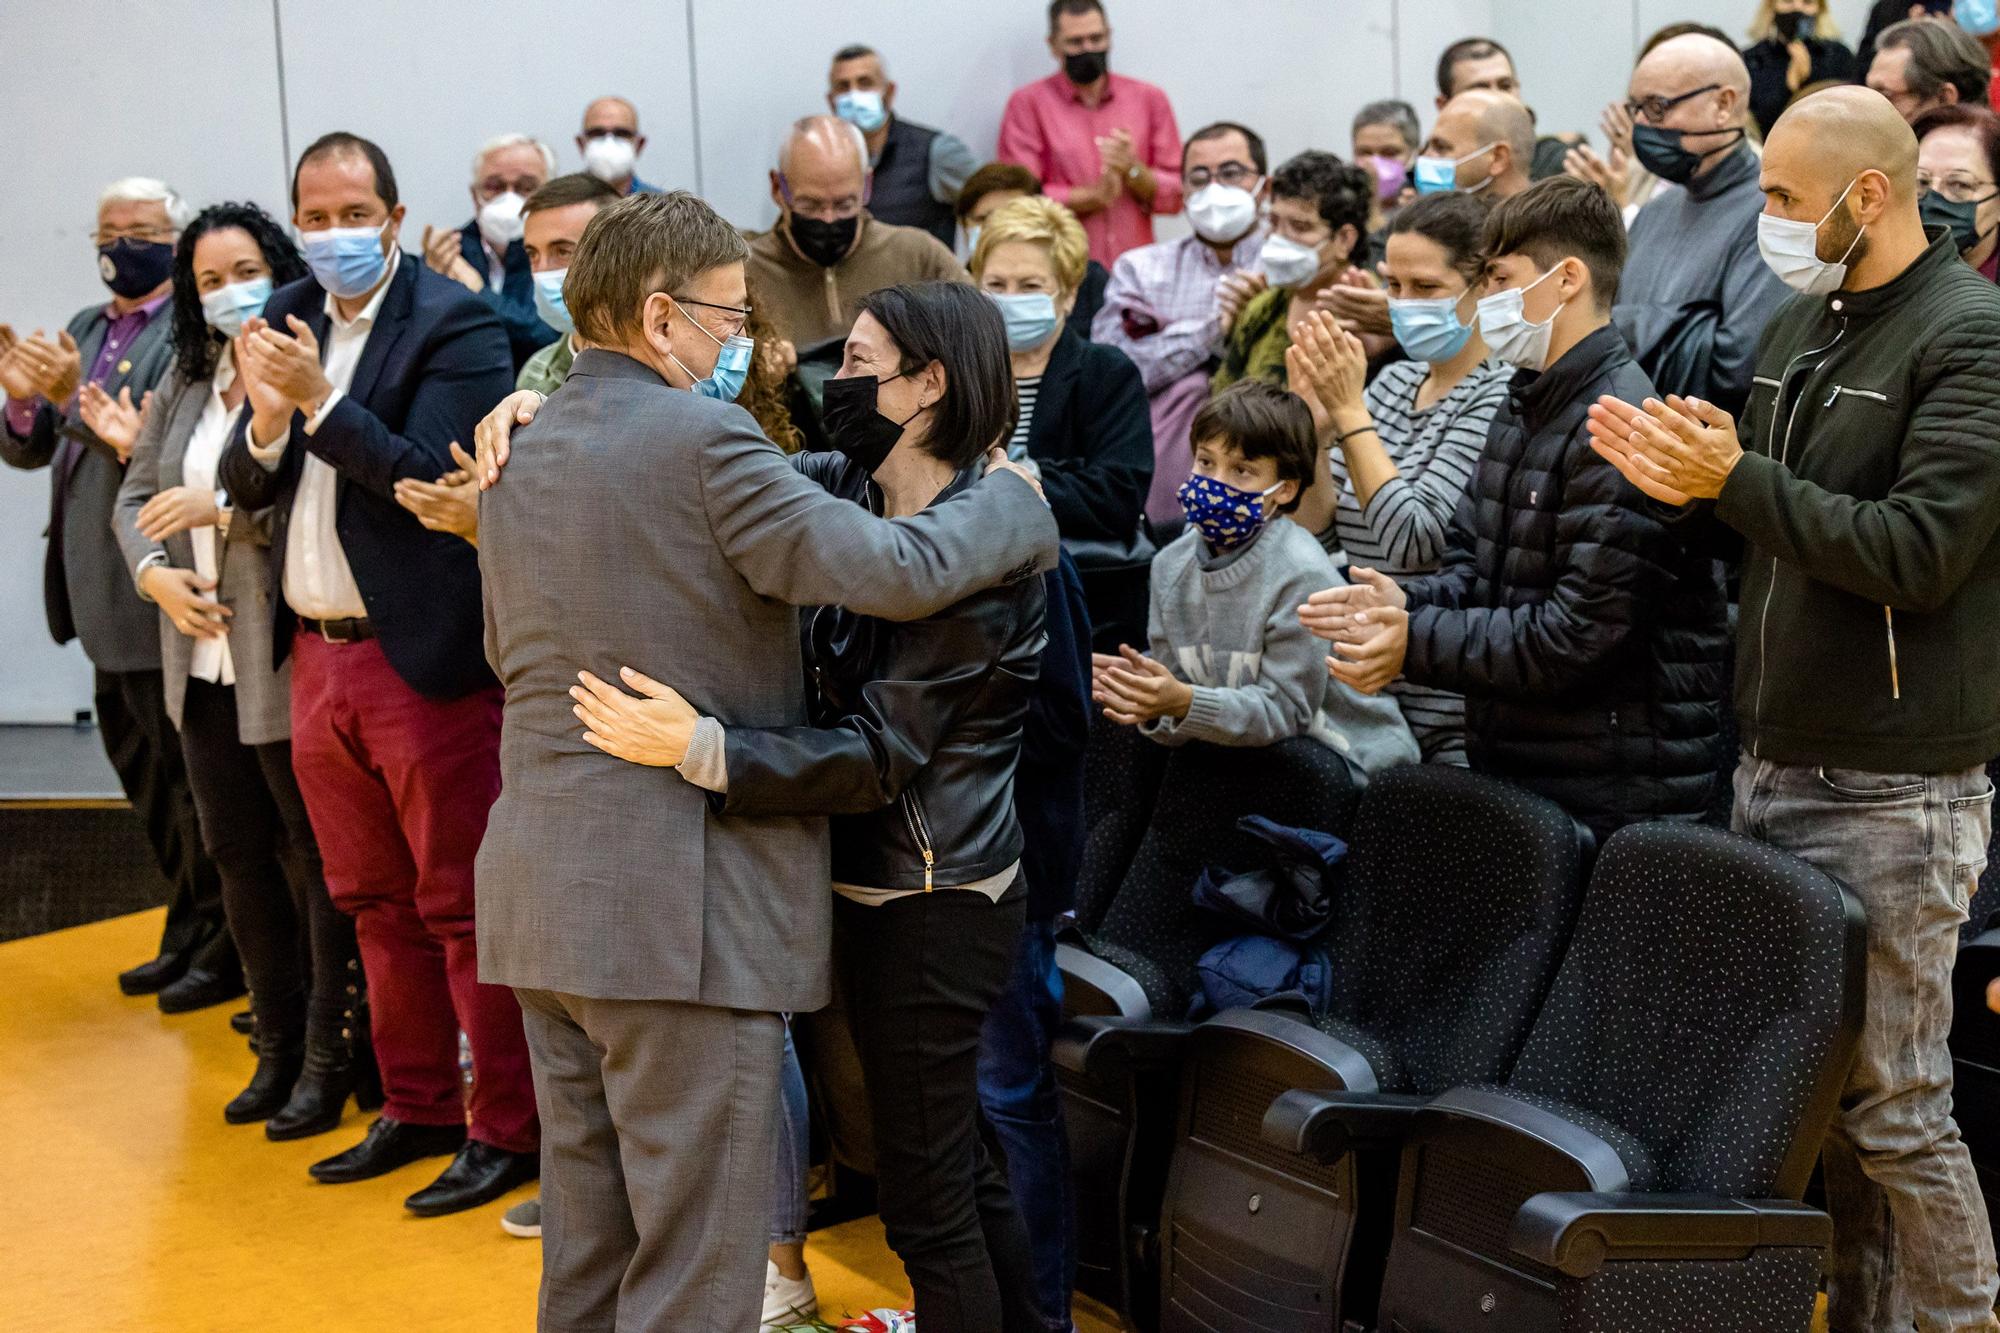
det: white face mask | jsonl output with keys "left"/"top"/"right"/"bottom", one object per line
{"left": 476, "top": 191, "right": 526, "bottom": 251}
{"left": 1757, "top": 177, "right": 1864, "bottom": 296}
{"left": 1186, "top": 182, "right": 1260, "bottom": 243}
{"left": 583, "top": 135, "right": 637, "bottom": 184}
{"left": 1258, "top": 233, "right": 1324, "bottom": 287}
{"left": 1476, "top": 264, "right": 1568, "bottom": 370}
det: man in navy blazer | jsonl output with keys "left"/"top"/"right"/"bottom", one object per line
{"left": 219, "top": 131, "right": 536, "bottom": 1218}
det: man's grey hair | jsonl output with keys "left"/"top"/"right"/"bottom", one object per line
{"left": 99, "top": 177, "right": 193, "bottom": 229}
{"left": 778, "top": 115, "right": 871, "bottom": 178}
{"left": 832, "top": 43, "right": 887, "bottom": 78}
{"left": 472, "top": 133, "right": 558, "bottom": 182}
{"left": 1879, "top": 18, "right": 1992, "bottom": 105}
{"left": 1353, "top": 99, "right": 1421, "bottom": 153}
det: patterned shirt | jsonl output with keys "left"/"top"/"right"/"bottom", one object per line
{"left": 1008, "top": 375, "right": 1042, "bottom": 459}
{"left": 517, "top": 335, "right": 577, "bottom": 396}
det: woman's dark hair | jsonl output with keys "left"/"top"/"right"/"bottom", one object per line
{"left": 1386, "top": 190, "right": 1491, "bottom": 284}
{"left": 1188, "top": 382, "right": 1317, "bottom": 514}
{"left": 1270, "top": 151, "right": 1374, "bottom": 259}
{"left": 170, "top": 202, "right": 308, "bottom": 384}
{"left": 957, "top": 162, "right": 1043, "bottom": 222}
{"left": 854, "top": 282, "right": 1014, "bottom": 471}
{"left": 1914, "top": 103, "right": 2000, "bottom": 199}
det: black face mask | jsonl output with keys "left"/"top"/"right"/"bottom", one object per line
{"left": 789, "top": 213, "right": 859, "bottom": 268}
{"left": 1063, "top": 49, "right": 1108, "bottom": 86}
{"left": 1773, "top": 11, "right": 1810, "bottom": 41}
{"left": 1630, "top": 124, "right": 1746, "bottom": 185}
{"left": 822, "top": 372, "right": 915, "bottom": 474}
{"left": 1921, "top": 190, "right": 1994, "bottom": 254}
{"left": 97, "top": 237, "right": 175, "bottom": 299}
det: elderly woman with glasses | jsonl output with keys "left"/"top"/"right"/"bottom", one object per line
{"left": 1916, "top": 103, "right": 2000, "bottom": 280}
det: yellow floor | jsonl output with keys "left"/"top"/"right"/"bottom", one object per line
{"left": 5, "top": 909, "right": 1118, "bottom": 1332}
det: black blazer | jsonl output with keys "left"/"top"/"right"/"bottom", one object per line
{"left": 219, "top": 254, "right": 515, "bottom": 699}
{"left": 1022, "top": 327, "right": 1153, "bottom": 542}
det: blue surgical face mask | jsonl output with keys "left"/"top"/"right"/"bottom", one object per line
{"left": 667, "top": 302, "right": 754, "bottom": 402}
{"left": 1958, "top": 0, "right": 2000, "bottom": 37}
{"left": 300, "top": 222, "right": 390, "bottom": 300}
{"left": 987, "top": 291, "right": 1061, "bottom": 351}
{"left": 833, "top": 89, "right": 889, "bottom": 133}
{"left": 1177, "top": 473, "right": 1283, "bottom": 553}
{"left": 200, "top": 277, "right": 273, "bottom": 338}
{"left": 533, "top": 267, "right": 573, "bottom": 334}
{"left": 1388, "top": 291, "right": 1475, "bottom": 363}
{"left": 1413, "top": 143, "right": 1497, "bottom": 196}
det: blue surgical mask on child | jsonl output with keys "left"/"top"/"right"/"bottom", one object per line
{"left": 667, "top": 302, "right": 755, "bottom": 402}
{"left": 1177, "top": 473, "right": 1284, "bottom": 552}
{"left": 533, "top": 268, "right": 573, "bottom": 335}
{"left": 986, "top": 291, "right": 1061, "bottom": 350}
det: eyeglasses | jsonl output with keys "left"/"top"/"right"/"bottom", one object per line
{"left": 1184, "top": 163, "right": 1260, "bottom": 190}
{"left": 479, "top": 175, "right": 545, "bottom": 200}
{"left": 582, "top": 127, "right": 637, "bottom": 142}
{"left": 776, "top": 175, "right": 867, "bottom": 222}
{"left": 673, "top": 296, "right": 753, "bottom": 338}
{"left": 1919, "top": 172, "right": 1999, "bottom": 203}
{"left": 92, "top": 226, "right": 176, "bottom": 247}
{"left": 1625, "top": 84, "right": 1722, "bottom": 126}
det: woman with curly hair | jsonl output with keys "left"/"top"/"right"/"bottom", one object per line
{"left": 102, "top": 202, "right": 373, "bottom": 1136}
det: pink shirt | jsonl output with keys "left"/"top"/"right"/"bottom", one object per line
{"left": 997, "top": 70, "right": 1184, "bottom": 267}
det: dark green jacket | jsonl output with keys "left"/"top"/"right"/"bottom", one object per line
{"left": 1716, "top": 229, "right": 2000, "bottom": 773}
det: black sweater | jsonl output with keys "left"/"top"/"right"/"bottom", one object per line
{"left": 1403, "top": 326, "right": 1729, "bottom": 837}
{"left": 1711, "top": 229, "right": 2000, "bottom": 773}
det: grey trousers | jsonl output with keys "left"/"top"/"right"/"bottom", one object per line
{"left": 1734, "top": 756, "right": 2000, "bottom": 1333}
{"left": 515, "top": 988, "right": 784, "bottom": 1333}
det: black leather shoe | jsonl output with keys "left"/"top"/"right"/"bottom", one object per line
{"left": 225, "top": 1051, "right": 305, "bottom": 1124}
{"left": 157, "top": 967, "right": 247, "bottom": 1015}
{"left": 229, "top": 1009, "right": 256, "bottom": 1036}
{"left": 404, "top": 1140, "right": 540, "bottom": 1218}
{"left": 266, "top": 1020, "right": 383, "bottom": 1141}
{"left": 308, "top": 1117, "right": 465, "bottom": 1184}
{"left": 118, "top": 953, "right": 188, "bottom": 996}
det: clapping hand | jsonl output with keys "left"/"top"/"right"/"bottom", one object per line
{"left": 77, "top": 382, "right": 149, "bottom": 463}
{"left": 421, "top": 224, "right": 485, "bottom": 293}
{"left": 572, "top": 667, "right": 699, "bottom": 767}
{"left": 1098, "top": 128, "right": 1137, "bottom": 183}
{"left": 1286, "top": 310, "right": 1369, "bottom": 437}
{"left": 0, "top": 327, "right": 82, "bottom": 403}
{"left": 394, "top": 445, "right": 481, "bottom": 546}
{"left": 242, "top": 315, "right": 332, "bottom": 413}
{"left": 0, "top": 326, "right": 40, "bottom": 401}
{"left": 1585, "top": 393, "right": 1742, "bottom": 504}
{"left": 1091, "top": 645, "right": 1194, "bottom": 727}
{"left": 1298, "top": 566, "right": 1407, "bottom": 643}
{"left": 1325, "top": 603, "right": 1409, "bottom": 695}
{"left": 1215, "top": 271, "right": 1268, "bottom": 335}
{"left": 1315, "top": 267, "right": 1393, "bottom": 338}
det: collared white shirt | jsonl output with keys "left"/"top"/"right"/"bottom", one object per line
{"left": 183, "top": 347, "right": 243, "bottom": 686}
{"left": 249, "top": 248, "right": 400, "bottom": 621}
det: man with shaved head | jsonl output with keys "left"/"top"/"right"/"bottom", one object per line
{"left": 1590, "top": 85, "right": 2000, "bottom": 1332}
{"left": 746, "top": 114, "right": 967, "bottom": 353}
{"left": 1613, "top": 33, "right": 1788, "bottom": 414}
{"left": 576, "top": 95, "right": 660, "bottom": 196}
{"left": 1415, "top": 89, "right": 1535, "bottom": 200}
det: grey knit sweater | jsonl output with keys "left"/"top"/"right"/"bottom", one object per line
{"left": 1141, "top": 517, "right": 1419, "bottom": 781}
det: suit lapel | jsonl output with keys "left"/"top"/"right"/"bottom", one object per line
{"left": 344, "top": 257, "right": 415, "bottom": 411}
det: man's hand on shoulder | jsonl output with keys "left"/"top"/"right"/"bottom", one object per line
{"left": 984, "top": 447, "right": 1048, "bottom": 504}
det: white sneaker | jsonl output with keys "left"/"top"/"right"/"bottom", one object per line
{"left": 761, "top": 1258, "right": 818, "bottom": 1330}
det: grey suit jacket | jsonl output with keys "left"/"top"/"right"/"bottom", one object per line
{"left": 0, "top": 301, "right": 174, "bottom": 672}
{"left": 111, "top": 362, "right": 290, "bottom": 745}
{"left": 476, "top": 349, "right": 1058, "bottom": 1009}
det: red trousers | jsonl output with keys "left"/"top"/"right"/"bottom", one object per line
{"left": 289, "top": 633, "right": 537, "bottom": 1152}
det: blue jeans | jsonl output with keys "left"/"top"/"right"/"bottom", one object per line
{"left": 770, "top": 1018, "right": 810, "bottom": 1247}
{"left": 978, "top": 918, "right": 1077, "bottom": 1333}
{"left": 1734, "top": 755, "right": 2000, "bottom": 1333}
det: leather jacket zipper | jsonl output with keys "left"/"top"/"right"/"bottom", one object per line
{"left": 901, "top": 789, "right": 935, "bottom": 892}
{"left": 1751, "top": 319, "right": 1847, "bottom": 756}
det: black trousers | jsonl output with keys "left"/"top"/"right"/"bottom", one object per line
{"left": 177, "top": 678, "right": 357, "bottom": 1049}
{"left": 835, "top": 881, "right": 1040, "bottom": 1333}
{"left": 94, "top": 667, "right": 232, "bottom": 971}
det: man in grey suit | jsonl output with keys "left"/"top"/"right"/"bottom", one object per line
{"left": 475, "top": 189, "right": 1058, "bottom": 1330}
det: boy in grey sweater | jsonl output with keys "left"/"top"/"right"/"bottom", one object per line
{"left": 1092, "top": 382, "right": 1419, "bottom": 783}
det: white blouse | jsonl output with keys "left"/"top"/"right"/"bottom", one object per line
{"left": 181, "top": 350, "right": 244, "bottom": 686}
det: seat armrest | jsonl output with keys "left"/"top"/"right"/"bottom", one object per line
{"left": 1262, "top": 1089, "right": 1430, "bottom": 1163}
{"left": 1511, "top": 1193, "right": 1832, "bottom": 1278}
{"left": 1055, "top": 941, "right": 1151, "bottom": 1021}
{"left": 1202, "top": 1008, "right": 1382, "bottom": 1091}
{"left": 1419, "top": 1087, "right": 1637, "bottom": 1192}
{"left": 1052, "top": 1014, "right": 1189, "bottom": 1079}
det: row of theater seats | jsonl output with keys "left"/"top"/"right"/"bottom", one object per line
{"left": 1054, "top": 724, "right": 1868, "bottom": 1333}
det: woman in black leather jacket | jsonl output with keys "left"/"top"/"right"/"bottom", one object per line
{"left": 576, "top": 282, "right": 1048, "bottom": 1333}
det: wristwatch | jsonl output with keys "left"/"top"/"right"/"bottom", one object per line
{"left": 1126, "top": 163, "right": 1143, "bottom": 181}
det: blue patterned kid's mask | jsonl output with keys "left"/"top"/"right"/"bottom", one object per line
{"left": 1177, "top": 473, "right": 1283, "bottom": 552}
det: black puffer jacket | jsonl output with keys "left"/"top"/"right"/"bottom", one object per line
{"left": 1401, "top": 325, "right": 1728, "bottom": 837}
{"left": 716, "top": 452, "right": 1048, "bottom": 892}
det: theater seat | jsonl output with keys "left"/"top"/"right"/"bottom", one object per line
{"left": 1074, "top": 712, "right": 1171, "bottom": 934}
{"left": 1158, "top": 765, "right": 1589, "bottom": 1333}
{"left": 1369, "top": 823, "right": 1866, "bottom": 1333}
{"left": 1055, "top": 738, "right": 1362, "bottom": 1327}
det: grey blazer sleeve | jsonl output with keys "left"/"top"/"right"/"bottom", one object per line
{"left": 112, "top": 371, "right": 182, "bottom": 581}
{"left": 698, "top": 407, "right": 1059, "bottom": 622}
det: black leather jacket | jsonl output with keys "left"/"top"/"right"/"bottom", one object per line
{"left": 716, "top": 452, "right": 1048, "bottom": 892}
